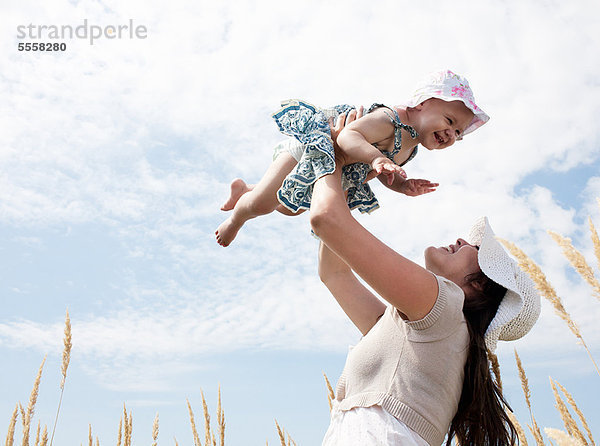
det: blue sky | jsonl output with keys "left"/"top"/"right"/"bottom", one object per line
{"left": 1, "top": 0, "right": 599, "bottom": 444}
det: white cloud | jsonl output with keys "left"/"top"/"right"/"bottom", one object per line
{"left": 2, "top": 0, "right": 600, "bottom": 393}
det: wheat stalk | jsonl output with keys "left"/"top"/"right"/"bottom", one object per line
{"left": 50, "top": 310, "right": 72, "bottom": 446}
{"left": 60, "top": 310, "right": 72, "bottom": 389}
{"left": 275, "top": 420, "right": 285, "bottom": 446}
{"left": 19, "top": 404, "right": 25, "bottom": 429}
{"left": 152, "top": 413, "right": 159, "bottom": 446}
{"left": 126, "top": 411, "right": 132, "bottom": 446}
{"left": 122, "top": 405, "right": 131, "bottom": 446}
{"left": 487, "top": 351, "right": 503, "bottom": 392}
{"left": 5, "top": 403, "right": 19, "bottom": 446}
{"left": 549, "top": 231, "right": 600, "bottom": 300}
{"left": 22, "top": 356, "right": 46, "bottom": 446}
{"left": 555, "top": 381, "right": 595, "bottom": 445}
{"left": 201, "top": 390, "right": 211, "bottom": 446}
{"left": 323, "top": 373, "right": 334, "bottom": 412}
{"left": 116, "top": 417, "right": 122, "bottom": 446}
{"left": 514, "top": 350, "right": 545, "bottom": 445}
{"left": 507, "top": 410, "right": 529, "bottom": 446}
{"left": 173, "top": 437, "right": 178, "bottom": 446}
{"left": 550, "top": 379, "right": 588, "bottom": 445}
{"left": 34, "top": 421, "right": 40, "bottom": 446}
{"left": 186, "top": 399, "right": 201, "bottom": 446}
{"left": 216, "top": 385, "right": 225, "bottom": 446}
{"left": 544, "top": 428, "right": 583, "bottom": 446}
{"left": 39, "top": 427, "right": 47, "bottom": 446}
{"left": 88, "top": 425, "right": 92, "bottom": 446}
{"left": 589, "top": 217, "right": 600, "bottom": 273}
{"left": 122, "top": 407, "right": 128, "bottom": 446}
{"left": 498, "top": 238, "right": 600, "bottom": 376}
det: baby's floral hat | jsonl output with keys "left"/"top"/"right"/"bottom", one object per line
{"left": 406, "top": 69, "right": 490, "bottom": 136}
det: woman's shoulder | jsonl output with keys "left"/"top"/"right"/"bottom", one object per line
{"left": 398, "top": 274, "right": 466, "bottom": 339}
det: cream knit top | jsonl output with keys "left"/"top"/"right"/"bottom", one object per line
{"left": 334, "top": 275, "right": 469, "bottom": 446}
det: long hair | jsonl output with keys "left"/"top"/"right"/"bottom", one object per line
{"left": 445, "top": 271, "right": 518, "bottom": 446}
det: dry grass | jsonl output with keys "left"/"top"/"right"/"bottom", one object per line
{"left": 544, "top": 427, "right": 585, "bottom": 446}
{"left": 514, "top": 350, "right": 545, "bottom": 445}
{"left": 39, "top": 426, "right": 47, "bottom": 446}
{"left": 589, "top": 217, "right": 600, "bottom": 273}
{"left": 152, "top": 413, "right": 159, "bottom": 446}
{"left": 186, "top": 399, "right": 201, "bottom": 446}
{"left": 274, "top": 420, "right": 296, "bottom": 446}
{"left": 554, "top": 380, "right": 595, "bottom": 445}
{"left": 496, "top": 209, "right": 599, "bottom": 446}
{"left": 507, "top": 409, "right": 529, "bottom": 446}
{"left": 323, "top": 373, "right": 335, "bottom": 412}
{"left": 50, "top": 310, "right": 71, "bottom": 446}
{"left": 488, "top": 350, "right": 503, "bottom": 392}
{"left": 5, "top": 404, "right": 18, "bottom": 446}
{"left": 497, "top": 237, "right": 600, "bottom": 377}
{"left": 116, "top": 417, "right": 122, "bottom": 446}
{"left": 21, "top": 357, "right": 46, "bottom": 446}
{"left": 201, "top": 390, "right": 212, "bottom": 446}
{"left": 550, "top": 379, "right": 589, "bottom": 445}
{"left": 216, "top": 385, "right": 225, "bottom": 446}
{"left": 548, "top": 231, "right": 600, "bottom": 301}
{"left": 497, "top": 238, "right": 583, "bottom": 340}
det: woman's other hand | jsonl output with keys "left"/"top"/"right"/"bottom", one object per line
{"left": 329, "top": 106, "right": 364, "bottom": 150}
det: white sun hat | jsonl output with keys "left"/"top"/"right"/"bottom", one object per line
{"left": 405, "top": 69, "right": 490, "bottom": 137}
{"left": 468, "top": 217, "right": 541, "bottom": 352}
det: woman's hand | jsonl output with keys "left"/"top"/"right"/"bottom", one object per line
{"left": 329, "top": 106, "right": 364, "bottom": 151}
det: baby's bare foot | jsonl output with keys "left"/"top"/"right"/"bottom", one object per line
{"left": 215, "top": 217, "right": 242, "bottom": 247}
{"left": 221, "top": 179, "right": 251, "bottom": 211}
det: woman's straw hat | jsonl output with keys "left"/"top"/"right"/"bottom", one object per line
{"left": 468, "top": 217, "right": 541, "bottom": 352}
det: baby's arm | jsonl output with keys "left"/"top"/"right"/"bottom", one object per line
{"left": 335, "top": 109, "right": 404, "bottom": 185}
{"left": 377, "top": 173, "right": 439, "bottom": 196}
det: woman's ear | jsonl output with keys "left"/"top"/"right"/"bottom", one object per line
{"left": 469, "top": 276, "right": 486, "bottom": 293}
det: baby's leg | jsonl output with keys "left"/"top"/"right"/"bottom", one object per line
{"left": 221, "top": 179, "right": 253, "bottom": 211}
{"left": 221, "top": 181, "right": 303, "bottom": 215}
{"left": 215, "top": 152, "right": 297, "bottom": 246}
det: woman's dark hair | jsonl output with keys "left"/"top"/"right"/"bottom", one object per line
{"left": 445, "top": 271, "right": 518, "bottom": 446}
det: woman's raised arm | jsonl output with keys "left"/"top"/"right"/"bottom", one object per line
{"left": 319, "top": 241, "right": 386, "bottom": 335}
{"left": 310, "top": 166, "right": 439, "bottom": 321}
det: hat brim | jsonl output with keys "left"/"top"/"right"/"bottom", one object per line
{"left": 406, "top": 95, "right": 490, "bottom": 136}
{"left": 468, "top": 217, "right": 541, "bottom": 351}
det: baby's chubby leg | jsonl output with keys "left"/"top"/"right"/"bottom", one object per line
{"left": 215, "top": 152, "right": 297, "bottom": 247}
{"left": 221, "top": 178, "right": 253, "bottom": 211}
{"left": 220, "top": 179, "right": 303, "bottom": 215}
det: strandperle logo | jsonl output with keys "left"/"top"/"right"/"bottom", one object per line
{"left": 16, "top": 19, "right": 148, "bottom": 45}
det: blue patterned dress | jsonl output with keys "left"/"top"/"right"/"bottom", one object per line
{"left": 272, "top": 100, "right": 419, "bottom": 214}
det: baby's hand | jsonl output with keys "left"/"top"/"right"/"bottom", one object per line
{"left": 371, "top": 156, "right": 407, "bottom": 185}
{"left": 399, "top": 178, "right": 439, "bottom": 197}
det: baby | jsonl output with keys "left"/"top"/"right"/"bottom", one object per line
{"left": 216, "top": 70, "right": 489, "bottom": 247}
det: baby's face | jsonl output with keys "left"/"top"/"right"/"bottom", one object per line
{"left": 413, "top": 98, "right": 474, "bottom": 150}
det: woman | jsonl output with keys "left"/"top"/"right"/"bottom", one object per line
{"left": 310, "top": 114, "right": 541, "bottom": 446}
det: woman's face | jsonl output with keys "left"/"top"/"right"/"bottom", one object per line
{"left": 424, "top": 238, "right": 481, "bottom": 287}
{"left": 412, "top": 98, "right": 474, "bottom": 150}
